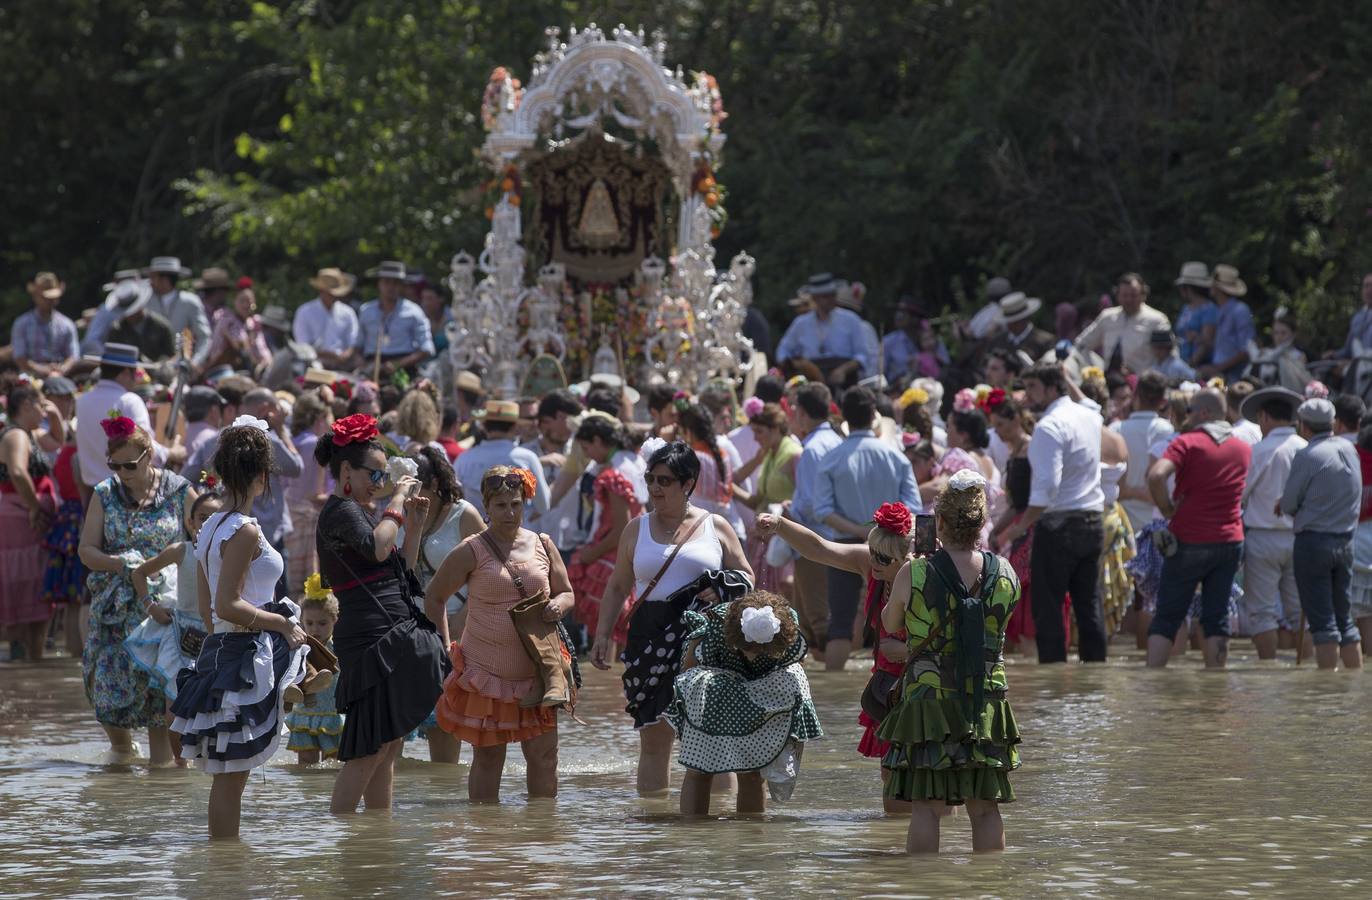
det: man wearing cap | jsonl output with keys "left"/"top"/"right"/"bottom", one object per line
{"left": 182, "top": 386, "right": 227, "bottom": 463}
{"left": 104, "top": 280, "right": 177, "bottom": 362}
{"left": 353, "top": 261, "right": 435, "bottom": 377}
{"left": 12, "top": 272, "right": 80, "bottom": 377}
{"left": 74, "top": 343, "right": 183, "bottom": 485}
{"left": 294, "top": 267, "right": 360, "bottom": 369}
{"left": 79, "top": 269, "right": 142, "bottom": 357}
{"left": 192, "top": 267, "right": 235, "bottom": 318}
{"left": 1198, "top": 264, "right": 1255, "bottom": 382}
{"left": 1239, "top": 387, "right": 1307, "bottom": 658}
{"left": 1075, "top": 273, "right": 1171, "bottom": 374}
{"left": 1144, "top": 330, "right": 1196, "bottom": 383}
{"left": 1145, "top": 388, "right": 1251, "bottom": 668}
{"left": 775, "top": 273, "right": 875, "bottom": 388}
{"left": 455, "top": 400, "right": 550, "bottom": 520}
{"left": 1172, "top": 262, "right": 1217, "bottom": 369}
{"left": 144, "top": 257, "right": 211, "bottom": 367}
{"left": 984, "top": 292, "right": 1055, "bottom": 363}
{"left": 1281, "top": 397, "right": 1364, "bottom": 669}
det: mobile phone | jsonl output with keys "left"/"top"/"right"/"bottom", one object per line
{"left": 914, "top": 514, "right": 936, "bottom": 555}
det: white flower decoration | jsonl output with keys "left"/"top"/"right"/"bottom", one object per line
{"left": 386, "top": 456, "right": 419, "bottom": 483}
{"left": 948, "top": 469, "right": 986, "bottom": 492}
{"left": 741, "top": 605, "right": 782, "bottom": 644}
{"left": 639, "top": 436, "right": 667, "bottom": 461}
{"left": 231, "top": 414, "right": 269, "bottom": 432}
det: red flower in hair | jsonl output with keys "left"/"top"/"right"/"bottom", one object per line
{"left": 100, "top": 414, "right": 137, "bottom": 441}
{"left": 872, "top": 501, "right": 913, "bottom": 537}
{"left": 332, "top": 413, "right": 378, "bottom": 446}
{"left": 334, "top": 378, "right": 353, "bottom": 400}
{"left": 976, "top": 387, "right": 1007, "bottom": 415}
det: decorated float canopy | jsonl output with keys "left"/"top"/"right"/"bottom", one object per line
{"left": 445, "top": 23, "right": 758, "bottom": 399}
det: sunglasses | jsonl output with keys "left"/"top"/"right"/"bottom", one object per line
{"left": 646, "top": 474, "right": 683, "bottom": 488}
{"left": 106, "top": 449, "right": 149, "bottom": 472}
{"left": 357, "top": 465, "right": 386, "bottom": 486}
{"left": 482, "top": 473, "right": 526, "bottom": 493}
{"left": 870, "top": 549, "right": 896, "bottom": 567}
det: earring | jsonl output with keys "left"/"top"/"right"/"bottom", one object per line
{"left": 343, "top": 481, "right": 352, "bottom": 496}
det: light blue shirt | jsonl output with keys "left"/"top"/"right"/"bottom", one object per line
{"left": 150, "top": 289, "right": 212, "bottom": 366}
{"left": 813, "top": 428, "right": 921, "bottom": 533}
{"left": 1339, "top": 307, "right": 1372, "bottom": 359}
{"left": 454, "top": 438, "right": 551, "bottom": 520}
{"left": 355, "top": 298, "right": 435, "bottom": 357}
{"left": 11, "top": 309, "right": 79, "bottom": 364}
{"left": 293, "top": 296, "right": 360, "bottom": 354}
{"left": 789, "top": 421, "right": 843, "bottom": 538}
{"left": 775, "top": 308, "right": 875, "bottom": 375}
{"left": 1174, "top": 300, "right": 1217, "bottom": 365}
{"left": 1212, "top": 299, "right": 1255, "bottom": 380}
{"left": 80, "top": 304, "right": 122, "bottom": 356}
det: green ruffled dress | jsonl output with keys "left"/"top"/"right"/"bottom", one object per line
{"left": 665, "top": 604, "right": 823, "bottom": 775}
{"left": 877, "top": 551, "right": 1021, "bottom": 805}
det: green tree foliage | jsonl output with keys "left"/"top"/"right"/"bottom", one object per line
{"left": 6, "top": 0, "right": 1372, "bottom": 351}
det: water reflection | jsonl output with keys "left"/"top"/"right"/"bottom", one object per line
{"left": 1, "top": 649, "right": 1369, "bottom": 896}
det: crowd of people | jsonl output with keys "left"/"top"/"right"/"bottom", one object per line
{"left": 3, "top": 253, "right": 1372, "bottom": 854}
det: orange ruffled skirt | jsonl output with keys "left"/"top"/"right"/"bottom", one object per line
{"left": 435, "top": 644, "right": 556, "bottom": 747}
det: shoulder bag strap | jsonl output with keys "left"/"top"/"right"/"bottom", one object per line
{"left": 479, "top": 530, "right": 535, "bottom": 597}
{"left": 623, "top": 512, "right": 709, "bottom": 621}
{"left": 904, "top": 558, "right": 948, "bottom": 660}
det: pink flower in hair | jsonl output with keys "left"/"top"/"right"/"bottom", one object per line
{"left": 952, "top": 388, "right": 977, "bottom": 413}
{"left": 742, "top": 396, "right": 765, "bottom": 418}
{"left": 1305, "top": 380, "right": 1329, "bottom": 399}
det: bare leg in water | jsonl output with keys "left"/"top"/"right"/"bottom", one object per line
{"left": 637, "top": 720, "right": 675, "bottom": 796}
{"left": 905, "top": 799, "right": 947, "bottom": 853}
{"left": 522, "top": 725, "right": 559, "bottom": 799}
{"left": 208, "top": 770, "right": 252, "bottom": 838}
{"left": 964, "top": 799, "right": 1006, "bottom": 852}
{"left": 331, "top": 738, "right": 403, "bottom": 813}
{"left": 468, "top": 743, "right": 507, "bottom": 802}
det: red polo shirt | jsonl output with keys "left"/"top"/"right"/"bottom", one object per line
{"left": 1162, "top": 430, "right": 1250, "bottom": 543}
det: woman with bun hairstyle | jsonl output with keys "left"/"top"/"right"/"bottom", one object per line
{"left": 878, "top": 470, "right": 1022, "bottom": 854}
{"left": 313, "top": 413, "right": 449, "bottom": 814}
{"left": 170, "top": 416, "right": 311, "bottom": 837}
{"left": 78, "top": 414, "right": 194, "bottom": 764}
{"left": 755, "top": 500, "right": 915, "bottom": 815}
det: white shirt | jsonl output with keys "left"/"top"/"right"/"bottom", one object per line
{"left": 1243, "top": 426, "right": 1307, "bottom": 530}
{"left": 1233, "top": 418, "right": 1262, "bottom": 446}
{"left": 1115, "top": 411, "right": 1174, "bottom": 528}
{"left": 1027, "top": 395, "right": 1105, "bottom": 512}
{"left": 292, "top": 296, "right": 360, "bottom": 354}
{"left": 74, "top": 379, "right": 169, "bottom": 486}
{"left": 726, "top": 423, "right": 759, "bottom": 530}
{"left": 1074, "top": 303, "right": 1171, "bottom": 375}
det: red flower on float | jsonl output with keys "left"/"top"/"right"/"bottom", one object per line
{"left": 872, "top": 501, "right": 913, "bottom": 537}
{"left": 332, "top": 413, "right": 378, "bottom": 446}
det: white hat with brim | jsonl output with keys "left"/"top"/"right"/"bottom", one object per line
{"left": 1174, "top": 261, "right": 1212, "bottom": 289}
{"left": 573, "top": 372, "right": 641, "bottom": 406}
{"left": 104, "top": 280, "right": 152, "bottom": 321}
{"left": 998, "top": 291, "right": 1042, "bottom": 324}
{"left": 799, "top": 273, "right": 839, "bottom": 297}
{"left": 143, "top": 256, "right": 192, "bottom": 278}
{"left": 101, "top": 269, "right": 142, "bottom": 293}
{"left": 365, "top": 260, "right": 408, "bottom": 281}
{"left": 1240, "top": 386, "right": 1302, "bottom": 424}
{"left": 1211, "top": 264, "right": 1248, "bottom": 298}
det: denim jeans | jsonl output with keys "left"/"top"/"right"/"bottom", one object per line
{"left": 1148, "top": 540, "right": 1242, "bottom": 641}
{"left": 1292, "top": 531, "right": 1362, "bottom": 647}
{"left": 1031, "top": 510, "right": 1107, "bottom": 662}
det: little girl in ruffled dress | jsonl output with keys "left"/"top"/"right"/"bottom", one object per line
{"left": 666, "top": 591, "right": 822, "bottom": 817}
{"left": 124, "top": 488, "right": 224, "bottom": 763}
{"left": 286, "top": 574, "right": 345, "bottom": 764}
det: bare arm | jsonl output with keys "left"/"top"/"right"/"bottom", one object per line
{"left": 1147, "top": 458, "right": 1177, "bottom": 519}
{"left": 542, "top": 533, "right": 575, "bottom": 622}
{"left": 214, "top": 523, "right": 303, "bottom": 645}
{"left": 548, "top": 463, "right": 579, "bottom": 509}
{"left": 0, "top": 431, "right": 46, "bottom": 532}
{"left": 78, "top": 498, "right": 126, "bottom": 572}
{"left": 459, "top": 502, "right": 486, "bottom": 539}
{"left": 592, "top": 517, "right": 641, "bottom": 667}
{"left": 426, "top": 540, "right": 478, "bottom": 647}
{"left": 755, "top": 511, "right": 871, "bottom": 576}
{"left": 582, "top": 493, "right": 629, "bottom": 562}
{"left": 881, "top": 560, "right": 912, "bottom": 634}
{"left": 715, "top": 514, "right": 753, "bottom": 581}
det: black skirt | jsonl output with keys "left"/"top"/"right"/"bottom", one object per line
{"left": 620, "top": 569, "right": 753, "bottom": 729}
{"left": 333, "top": 575, "right": 450, "bottom": 761}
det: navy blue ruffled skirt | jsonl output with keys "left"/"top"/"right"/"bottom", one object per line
{"left": 170, "top": 600, "right": 308, "bottom": 773}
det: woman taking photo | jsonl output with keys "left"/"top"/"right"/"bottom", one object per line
{"left": 405, "top": 445, "right": 483, "bottom": 765}
{"left": 0, "top": 383, "right": 61, "bottom": 660}
{"left": 567, "top": 415, "right": 647, "bottom": 652}
{"left": 731, "top": 402, "right": 801, "bottom": 592}
{"left": 878, "top": 470, "right": 1022, "bottom": 854}
{"left": 170, "top": 417, "right": 310, "bottom": 837}
{"left": 314, "top": 413, "right": 448, "bottom": 814}
{"left": 754, "top": 501, "right": 914, "bottom": 814}
{"left": 592, "top": 441, "right": 753, "bottom": 797}
{"left": 78, "top": 415, "right": 193, "bottom": 764}
{"left": 428, "top": 465, "right": 576, "bottom": 801}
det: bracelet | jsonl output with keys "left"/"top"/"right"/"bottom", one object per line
{"left": 247, "top": 608, "right": 260, "bottom": 631}
{"left": 382, "top": 509, "right": 405, "bottom": 527}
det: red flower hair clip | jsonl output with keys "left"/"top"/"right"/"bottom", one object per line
{"left": 332, "top": 413, "right": 378, "bottom": 446}
{"left": 517, "top": 467, "right": 538, "bottom": 500}
{"left": 976, "top": 387, "right": 1007, "bottom": 415}
{"left": 872, "top": 501, "right": 913, "bottom": 537}
{"left": 100, "top": 413, "right": 137, "bottom": 441}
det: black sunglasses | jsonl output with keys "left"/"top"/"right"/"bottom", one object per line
{"left": 646, "top": 474, "right": 683, "bottom": 488}
{"left": 483, "top": 473, "right": 526, "bottom": 492}
{"left": 870, "top": 548, "right": 896, "bottom": 567}
{"left": 106, "top": 449, "right": 149, "bottom": 472}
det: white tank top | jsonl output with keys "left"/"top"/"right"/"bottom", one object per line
{"left": 1100, "top": 460, "right": 1127, "bottom": 508}
{"left": 195, "top": 510, "right": 282, "bottom": 627}
{"left": 633, "top": 511, "right": 723, "bottom": 602}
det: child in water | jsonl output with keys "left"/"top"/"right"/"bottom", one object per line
{"left": 286, "top": 574, "right": 344, "bottom": 765}
{"left": 666, "top": 590, "right": 822, "bottom": 816}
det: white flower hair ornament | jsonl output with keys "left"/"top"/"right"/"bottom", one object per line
{"left": 386, "top": 456, "right": 419, "bottom": 483}
{"left": 639, "top": 435, "right": 667, "bottom": 461}
{"left": 947, "top": 469, "right": 987, "bottom": 492}
{"left": 231, "top": 414, "right": 270, "bottom": 432}
{"left": 741, "top": 605, "right": 782, "bottom": 644}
